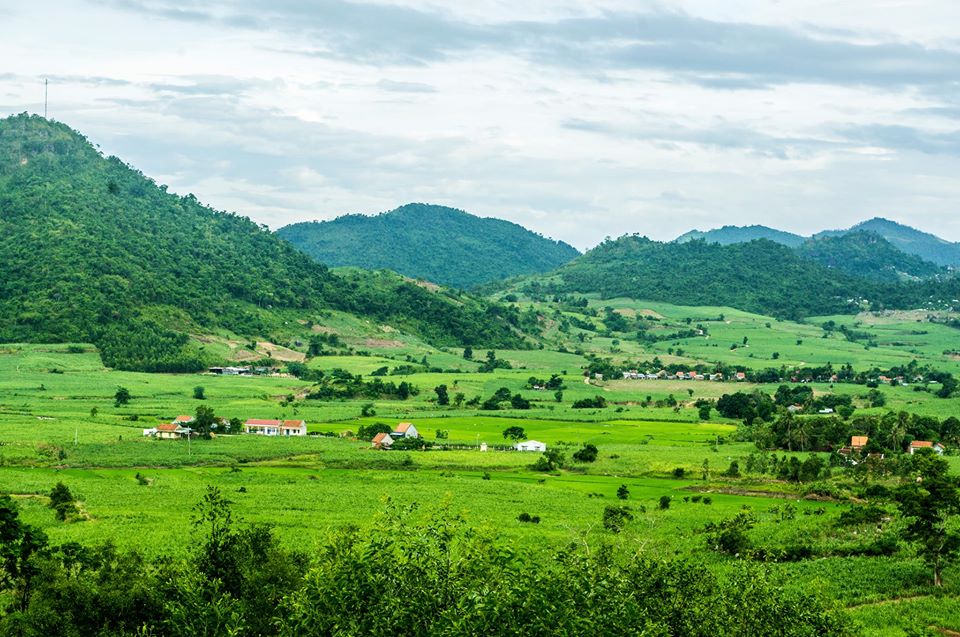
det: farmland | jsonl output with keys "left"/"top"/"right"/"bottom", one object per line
{"left": 2, "top": 326, "right": 960, "bottom": 636}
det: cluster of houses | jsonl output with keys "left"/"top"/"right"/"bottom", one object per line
{"left": 621, "top": 370, "right": 744, "bottom": 382}
{"left": 372, "top": 422, "right": 420, "bottom": 449}
{"left": 144, "top": 416, "right": 307, "bottom": 439}
{"left": 837, "top": 435, "right": 946, "bottom": 463}
{"left": 208, "top": 366, "right": 279, "bottom": 376}
{"left": 371, "top": 422, "right": 548, "bottom": 453}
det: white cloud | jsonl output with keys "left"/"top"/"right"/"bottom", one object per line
{"left": 2, "top": 0, "right": 960, "bottom": 250}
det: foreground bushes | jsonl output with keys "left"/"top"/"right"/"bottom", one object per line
{"left": 0, "top": 491, "right": 855, "bottom": 636}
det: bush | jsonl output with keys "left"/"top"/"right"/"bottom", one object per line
{"left": 602, "top": 505, "right": 633, "bottom": 533}
{"left": 48, "top": 481, "right": 78, "bottom": 521}
{"left": 616, "top": 484, "right": 629, "bottom": 500}
{"left": 572, "top": 443, "right": 599, "bottom": 463}
{"left": 658, "top": 495, "right": 671, "bottom": 510}
{"left": 672, "top": 467, "right": 686, "bottom": 478}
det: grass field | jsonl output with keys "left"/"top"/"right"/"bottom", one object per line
{"left": 2, "top": 338, "right": 960, "bottom": 635}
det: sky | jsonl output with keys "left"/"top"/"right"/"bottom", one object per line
{"left": 2, "top": 0, "right": 960, "bottom": 250}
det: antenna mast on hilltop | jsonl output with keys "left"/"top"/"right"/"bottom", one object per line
{"left": 44, "top": 78, "right": 48, "bottom": 118}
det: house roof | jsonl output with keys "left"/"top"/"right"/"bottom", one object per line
{"left": 173, "top": 415, "right": 194, "bottom": 423}
{"left": 246, "top": 419, "right": 281, "bottom": 426}
{"left": 394, "top": 422, "right": 414, "bottom": 433}
{"left": 851, "top": 436, "right": 869, "bottom": 447}
{"left": 519, "top": 439, "right": 544, "bottom": 445}
{"left": 372, "top": 432, "right": 392, "bottom": 444}
{"left": 282, "top": 420, "right": 305, "bottom": 428}
{"left": 157, "top": 423, "right": 181, "bottom": 432}
{"left": 910, "top": 440, "right": 933, "bottom": 449}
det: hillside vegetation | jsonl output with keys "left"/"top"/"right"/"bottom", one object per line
{"left": 0, "top": 115, "right": 527, "bottom": 370}
{"left": 816, "top": 217, "right": 960, "bottom": 268}
{"left": 795, "top": 231, "right": 945, "bottom": 281}
{"left": 277, "top": 203, "right": 580, "bottom": 289}
{"left": 675, "top": 224, "right": 805, "bottom": 248}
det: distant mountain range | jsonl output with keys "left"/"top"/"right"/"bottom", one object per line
{"left": 513, "top": 232, "right": 960, "bottom": 319}
{"left": 674, "top": 217, "right": 960, "bottom": 268}
{"left": 0, "top": 115, "right": 527, "bottom": 370}
{"left": 278, "top": 204, "right": 580, "bottom": 289}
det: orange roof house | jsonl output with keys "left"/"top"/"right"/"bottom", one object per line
{"left": 850, "top": 436, "right": 869, "bottom": 450}
{"left": 392, "top": 422, "right": 419, "bottom": 438}
{"left": 372, "top": 432, "right": 394, "bottom": 449}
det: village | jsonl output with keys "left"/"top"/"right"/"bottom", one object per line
{"left": 142, "top": 416, "right": 549, "bottom": 453}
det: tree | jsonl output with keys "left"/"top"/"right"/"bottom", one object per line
{"left": 510, "top": 394, "right": 531, "bottom": 410}
{"left": 48, "top": 482, "right": 78, "bottom": 521}
{"left": 434, "top": 384, "right": 450, "bottom": 406}
{"left": 554, "top": 390, "right": 563, "bottom": 403}
{"left": 895, "top": 451, "right": 960, "bottom": 586}
{"left": 502, "top": 426, "right": 526, "bottom": 441}
{"left": 616, "top": 484, "right": 629, "bottom": 500}
{"left": 114, "top": 386, "right": 131, "bottom": 407}
{"left": 358, "top": 422, "right": 393, "bottom": 441}
{"left": 602, "top": 505, "right": 633, "bottom": 533}
{"left": 572, "top": 444, "right": 598, "bottom": 463}
{"left": 532, "top": 449, "right": 565, "bottom": 472}
{"left": 463, "top": 346, "right": 473, "bottom": 360}
{"left": 193, "top": 385, "right": 206, "bottom": 400}
{"left": 361, "top": 403, "right": 376, "bottom": 417}
{"left": 193, "top": 405, "right": 217, "bottom": 439}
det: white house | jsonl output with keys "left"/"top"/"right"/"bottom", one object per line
{"left": 244, "top": 419, "right": 307, "bottom": 436}
{"left": 909, "top": 441, "right": 946, "bottom": 455}
{"left": 392, "top": 422, "right": 419, "bottom": 438}
{"left": 515, "top": 440, "right": 547, "bottom": 452}
{"left": 372, "top": 432, "right": 394, "bottom": 449}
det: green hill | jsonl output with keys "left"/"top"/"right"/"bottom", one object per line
{"left": 0, "top": 114, "right": 527, "bottom": 370}
{"left": 277, "top": 203, "right": 580, "bottom": 289}
{"left": 795, "top": 231, "right": 945, "bottom": 281}
{"left": 815, "top": 217, "right": 960, "bottom": 267}
{"left": 674, "top": 225, "right": 805, "bottom": 248}
{"left": 522, "top": 236, "right": 870, "bottom": 319}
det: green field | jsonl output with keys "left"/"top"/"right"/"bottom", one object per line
{"left": 2, "top": 332, "right": 960, "bottom": 635}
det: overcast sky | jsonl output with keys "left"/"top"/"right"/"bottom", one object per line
{"left": 3, "top": 0, "right": 960, "bottom": 250}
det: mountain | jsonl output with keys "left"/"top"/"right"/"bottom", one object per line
{"left": 674, "top": 225, "right": 805, "bottom": 248}
{"left": 795, "top": 231, "right": 945, "bottom": 281}
{"left": 523, "top": 236, "right": 871, "bottom": 319}
{"left": 0, "top": 114, "right": 527, "bottom": 370}
{"left": 815, "top": 217, "right": 960, "bottom": 268}
{"left": 277, "top": 203, "right": 580, "bottom": 289}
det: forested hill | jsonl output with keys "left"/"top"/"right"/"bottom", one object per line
{"left": 517, "top": 235, "right": 960, "bottom": 318}
{"left": 0, "top": 114, "right": 527, "bottom": 370}
{"left": 277, "top": 203, "right": 580, "bottom": 289}
{"left": 521, "top": 236, "right": 868, "bottom": 318}
{"left": 815, "top": 217, "right": 960, "bottom": 268}
{"left": 795, "top": 231, "right": 945, "bottom": 281}
{"left": 674, "top": 225, "right": 805, "bottom": 248}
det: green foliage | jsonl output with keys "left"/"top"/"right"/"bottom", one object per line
{"left": 895, "top": 451, "right": 960, "bottom": 586}
{"left": 572, "top": 443, "right": 599, "bottom": 463}
{"left": 48, "top": 482, "right": 78, "bottom": 521}
{"left": 796, "top": 231, "right": 944, "bottom": 281}
{"left": 602, "top": 505, "right": 633, "bottom": 533}
{"left": 0, "top": 116, "right": 529, "bottom": 371}
{"left": 531, "top": 448, "right": 565, "bottom": 472}
{"left": 357, "top": 422, "right": 393, "bottom": 441}
{"left": 193, "top": 385, "right": 206, "bottom": 400}
{"left": 616, "top": 484, "right": 629, "bottom": 500}
{"left": 113, "top": 386, "right": 131, "bottom": 407}
{"left": 277, "top": 203, "right": 579, "bottom": 289}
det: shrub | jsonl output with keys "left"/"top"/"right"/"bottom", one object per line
{"left": 602, "top": 505, "right": 633, "bottom": 533}
{"left": 658, "top": 495, "right": 671, "bottom": 510}
{"left": 616, "top": 484, "right": 629, "bottom": 500}
{"left": 572, "top": 444, "right": 599, "bottom": 463}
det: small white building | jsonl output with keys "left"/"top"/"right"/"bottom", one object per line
{"left": 515, "top": 440, "right": 547, "bottom": 452}
{"left": 244, "top": 419, "right": 307, "bottom": 436}
{"left": 372, "top": 432, "right": 394, "bottom": 449}
{"left": 392, "top": 422, "right": 419, "bottom": 438}
{"left": 479, "top": 442, "right": 488, "bottom": 452}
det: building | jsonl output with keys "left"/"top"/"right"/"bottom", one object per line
{"left": 392, "top": 422, "right": 419, "bottom": 439}
{"left": 372, "top": 432, "right": 394, "bottom": 449}
{"left": 154, "top": 423, "right": 192, "bottom": 440}
{"left": 244, "top": 419, "right": 307, "bottom": 436}
{"left": 909, "top": 441, "right": 946, "bottom": 455}
{"left": 515, "top": 440, "right": 547, "bottom": 452}
{"left": 281, "top": 420, "right": 307, "bottom": 436}
{"left": 172, "top": 415, "right": 194, "bottom": 425}
{"left": 850, "top": 436, "right": 869, "bottom": 451}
